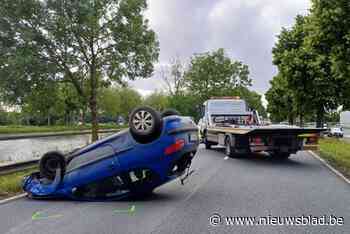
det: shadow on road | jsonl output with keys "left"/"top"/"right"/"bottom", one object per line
{"left": 208, "top": 146, "right": 319, "bottom": 170}
{"left": 21, "top": 190, "right": 181, "bottom": 204}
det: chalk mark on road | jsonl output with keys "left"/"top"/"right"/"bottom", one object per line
{"left": 32, "top": 211, "right": 63, "bottom": 220}
{"left": 113, "top": 205, "right": 136, "bottom": 215}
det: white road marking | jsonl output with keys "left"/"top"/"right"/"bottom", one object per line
{"left": 0, "top": 193, "right": 26, "bottom": 205}
{"left": 308, "top": 151, "right": 350, "bottom": 185}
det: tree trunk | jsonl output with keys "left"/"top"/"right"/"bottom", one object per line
{"left": 288, "top": 114, "right": 294, "bottom": 126}
{"left": 316, "top": 107, "right": 324, "bottom": 128}
{"left": 47, "top": 114, "right": 51, "bottom": 126}
{"left": 89, "top": 68, "right": 99, "bottom": 142}
{"left": 299, "top": 112, "right": 304, "bottom": 127}
{"left": 81, "top": 108, "right": 86, "bottom": 125}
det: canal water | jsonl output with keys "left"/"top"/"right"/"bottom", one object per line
{"left": 0, "top": 133, "right": 112, "bottom": 164}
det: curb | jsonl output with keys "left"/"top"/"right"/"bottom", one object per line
{"left": 308, "top": 150, "right": 350, "bottom": 185}
{"left": 0, "top": 193, "right": 26, "bottom": 205}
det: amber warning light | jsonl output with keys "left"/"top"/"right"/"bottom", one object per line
{"left": 210, "top": 96, "right": 241, "bottom": 100}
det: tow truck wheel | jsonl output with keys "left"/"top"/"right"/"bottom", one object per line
{"left": 204, "top": 137, "right": 212, "bottom": 149}
{"left": 225, "top": 137, "right": 233, "bottom": 157}
{"left": 129, "top": 106, "right": 163, "bottom": 144}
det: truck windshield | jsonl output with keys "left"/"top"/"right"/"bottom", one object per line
{"left": 212, "top": 115, "right": 254, "bottom": 126}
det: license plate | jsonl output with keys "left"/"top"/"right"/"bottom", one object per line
{"left": 189, "top": 133, "right": 198, "bottom": 142}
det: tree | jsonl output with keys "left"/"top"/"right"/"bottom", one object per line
{"left": 307, "top": 0, "right": 350, "bottom": 110}
{"left": 0, "top": 105, "right": 6, "bottom": 125}
{"left": 99, "top": 86, "right": 141, "bottom": 120}
{"left": 272, "top": 15, "right": 339, "bottom": 127}
{"left": 234, "top": 87, "right": 267, "bottom": 119}
{"left": 272, "top": 16, "right": 311, "bottom": 126}
{"left": 143, "top": 91, "right": 169, "bottom": 111}
{"left": 168, "top": 94, "right": 201, "bottom": 120}
{"left": 185, "top": 48, "right": 251, "bottom": 103}
{"left": 57, "top": 83, "right": 86, "bottom": 125}
{"left": 0, "top": 0, "right": 159, "bottom": 141}
{"left": 161, "top": 57, "right": 187, "bottom": 96}
{"left": 266, "top": 74, "right": 297, "bottom": 124}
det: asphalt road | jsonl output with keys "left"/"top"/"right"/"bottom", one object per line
{"left": 1, "top": 146, "right": 350, "bottom": 234}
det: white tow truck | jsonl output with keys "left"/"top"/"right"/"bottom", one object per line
{"left": 201, "top": 97, "right": 323, "bottom": 159}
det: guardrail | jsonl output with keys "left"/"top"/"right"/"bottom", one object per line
{"left": 0, "top": 159, "right": 38, "bottom": 175}
{"left": 0, "top": 128, "right": 123, "bottom": 141}
{"left": 0, "top": 128, "right": 123, "bottom": 175}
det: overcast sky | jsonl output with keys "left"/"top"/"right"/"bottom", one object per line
{"left": 129, "top": 0, "right": 310, "bottom": 97}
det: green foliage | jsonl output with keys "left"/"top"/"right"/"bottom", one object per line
{"left": 319, "top": 138, "right": 350, "bottom": 179}
{"left": 168, "top": 94, "right": 200, "bottom": 120}
{"left": 0, "top": 110, "right": 7, "bottom": 125}
{"left": 185, "top": 48, "right": 252, "bottom": 103}
{"left": 233, "top": 87, "right": 267, "bottom": 118}
{"left": 308, "top": 0, "right": 350, "bottom": 109}
{"left": 268, "top": 2, "right": 350, "bottom": 126}
{"left": 272, "top": 15, "right": 317, "bottom": 125}
{"left": 0, "top": 0, "right": 159, "bottom": 140}
{"left": 266, "top": 74, "right": 296, "bottom": 123}
{"left": 0, "top": 167, "right": 37, "bottom": 197}
{"left": 143, "top": 91, "right": 169, "bottom": 112}
{"left": 19, "top": 83, "right": 83, "bottom": 125}
{"left": 99, "top": 86, "right": 142, "bottom": 119}
{"left": 160, "top": 51, "right": 265, "bottom": 121}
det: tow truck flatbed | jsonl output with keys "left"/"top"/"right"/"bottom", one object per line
{"left": 200, "top": 97, "right": 324, "bottom": 159}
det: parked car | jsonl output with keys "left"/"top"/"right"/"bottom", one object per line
{"left": 328, "top": 127, "right": 344, "bottom": 138}
{"left": 22, "top": 107, "right": 199, "bottom": 201}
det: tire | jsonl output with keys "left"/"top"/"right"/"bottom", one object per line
{"left": 129, "top": 106, "right": 163, "bottom": 144}
{"left": 161, "top": 109, "right": 180, "bottom": 118}
{"left": 39, "top": 151, "right": 66, "bottom": 180}
{"left": 225, "top": 136, "right": 244, "bottom": 158}
{"left": 225, "top": 137, "right": 233, "bottom": 157}
{"left": 203, "top": 136, "right": 212, "bottom": 149}
{"left": 205, "top": 143, "right": 211, "bottom": 149}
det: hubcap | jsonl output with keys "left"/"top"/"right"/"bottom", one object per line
{"left": 132, "top": 110, "right": 154, "bottom": 133}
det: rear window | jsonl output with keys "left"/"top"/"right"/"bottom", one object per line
{"left": 66, "top": 145, "right": 115, "bottom": 172}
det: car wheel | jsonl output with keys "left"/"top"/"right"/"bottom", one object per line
{"left": 129, "top": 106, "right": 163, "bottom": 144}
{"left": 161, "top": 109, "right": 180, "bottom": 118}
{"left": 39, "top": 151, "right": 66, "bottom": 180}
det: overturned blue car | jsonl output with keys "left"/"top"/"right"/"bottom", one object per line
{"left": 22, "top": 107, "right": 199, "bottom": 201}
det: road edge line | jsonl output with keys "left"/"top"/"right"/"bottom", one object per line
{"left": 0, "top": 193, "right": 26, "bottom": 205}
{"left": 308, "top": 150, "right": 350, "bottom": 185}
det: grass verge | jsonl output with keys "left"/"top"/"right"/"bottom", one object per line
{"left": 317, "top": 138, "right": 350, "bottom": 179}
{"left": 0, "top": 124, "right": 124, "bottom": 134}
{"left": 0, "top": 167, "right": 37, "bottom": 199}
